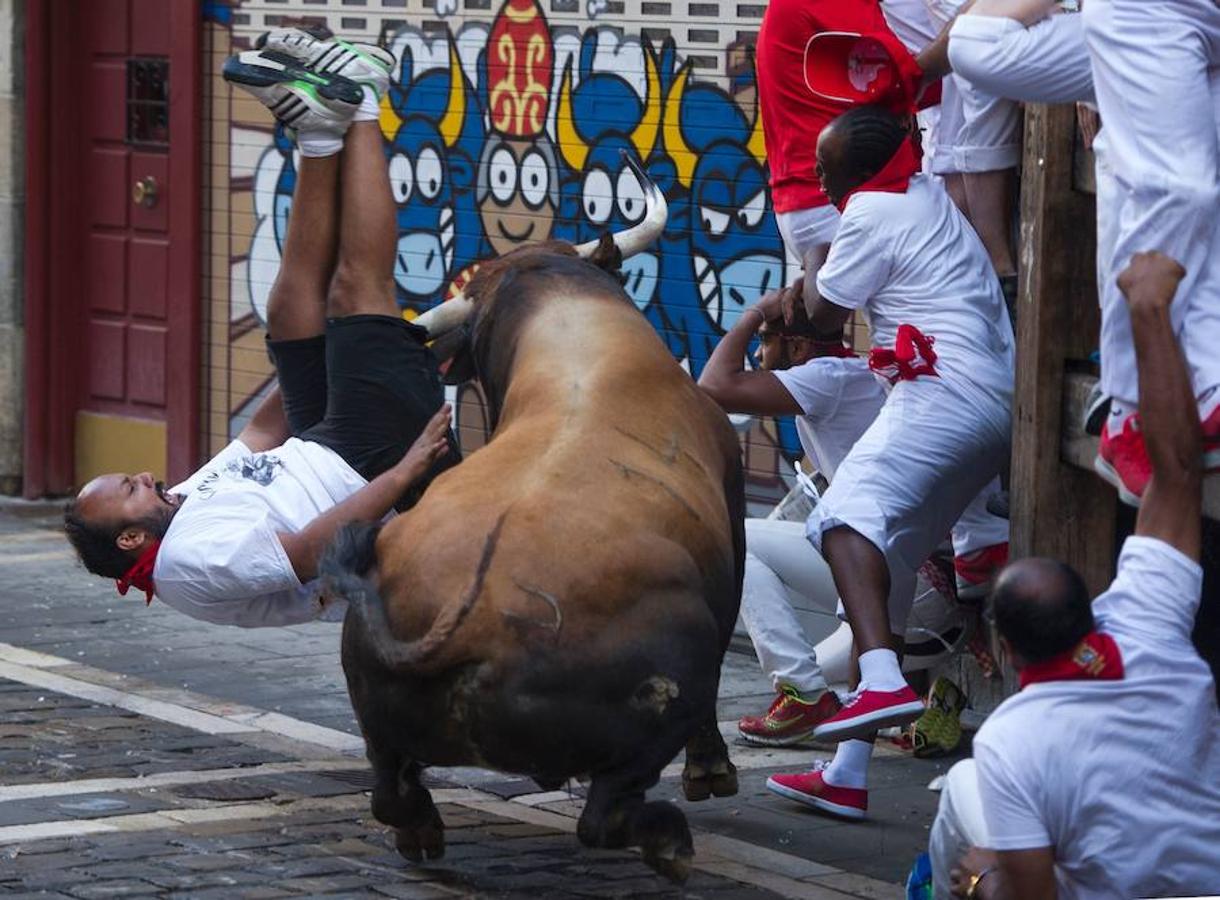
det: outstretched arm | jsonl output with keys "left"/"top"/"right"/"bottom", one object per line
{"left": 237, "top": 386, "right": 291, "bottom": 452}
{"left": 277, "top": 405, "right": 453, "bottom": 581}
{"left": 1122, "top": 252, "right": 1201, "bottom": 561}
{"left": 698, "top": 287, "right": 805, "bottom": 416}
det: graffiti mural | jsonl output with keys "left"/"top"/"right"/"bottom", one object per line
{"left": 235, "top": 0, "right": 805, "bottom": 508}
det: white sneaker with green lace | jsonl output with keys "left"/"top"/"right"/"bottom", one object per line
{"left": 256, "top": 28, "right": 394, "bottom": 99}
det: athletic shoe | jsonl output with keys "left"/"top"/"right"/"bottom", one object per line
{"left": 812, "top": 684, "right": 925, "bottom": 743}
{"left": 954, "top": 542, "right": 1008, "bottom": 602}
{"left": 910, "top": 676, "right": 966, "bottom": 759}
{"left": 1094, "top": 414, "right": 1150, "bottom": 507}
{"left": 223, "top": 49, "right": 362, "bottom": 132}
{"left": 256, "top": 27, "right": 394, "bottom": 98}
{"left": 1083, "top": 383, "right": 1110, "bottom": 437}
{"left": 1201, "top": 402, "right": 1220, "bottom": 471}
{"left": 765, "top": 761, "right": 867, "bottom": 820}
{"left": 738, "top": 687, "right": 841, "bottom": 747}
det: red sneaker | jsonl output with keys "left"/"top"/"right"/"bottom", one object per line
{"left": 1201, "top": 403, "right": 1220, "bottom": 472}
{"left": 1094, "top": 414, "right": 1150, "bottom": 507}
{"left": 954, "top": 542, "right": 1009, "bottom": 602}
{"left": 765, "top": 762, "right": 867, "bottom": 820}
{"left": 738, "top": 688, "right": 841, "bottom": 747}
{"left": 812, "top": 684, "right": 925, "bottom": 743}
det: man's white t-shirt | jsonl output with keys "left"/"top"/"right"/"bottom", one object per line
{"left": 153, "top": 437, "right": 369, "bottom": 628}
{"left": 773, "top": 356, "right": 885, "bottom": 480}
{"left": 816, "top": 175, "right": 1015, "bottom": 405}
{"left": 973, "top": 537, "right": 1220, "bottom": 899}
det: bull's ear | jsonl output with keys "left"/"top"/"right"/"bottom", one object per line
{"left": 587, "top": 232, "right": 623, "bottom": 274}
{"left": 433, "top": 328, "right": 477, "bottom": 384}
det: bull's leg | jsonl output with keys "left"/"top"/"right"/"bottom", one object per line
{"left": 577, "top": 766, "right": 693, "bottom": 883}
{"left": 681, "top": 716, "right": 738, "bottom": 802}
{"left": 368, "top": 751, "right": 445, "bottom": 862}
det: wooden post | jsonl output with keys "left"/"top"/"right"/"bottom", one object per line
{"left": 1010, "top": 104, "right": 1116, "bottom": 596}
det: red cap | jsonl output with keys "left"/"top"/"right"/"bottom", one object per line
{"left": 803, "top": 30, "right": 930, "bottom": 112}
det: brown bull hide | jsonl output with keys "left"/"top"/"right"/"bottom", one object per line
{"left": 328, "top": 246, "right": 745, "bottom": 882}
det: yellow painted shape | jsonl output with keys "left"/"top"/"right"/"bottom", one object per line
{"left": 75, "top": 412, "right": 167, "bottom": 487}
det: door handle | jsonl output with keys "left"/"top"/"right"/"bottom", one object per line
{"left": 132, "top": 175, "right": 159, "bottom": 208}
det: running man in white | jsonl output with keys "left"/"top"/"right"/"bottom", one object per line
{"left": 64, "top": 32, "right": 457, "bottom": 627}
{"left": 1081, "top": 0, "right": 1220, "bottom": 506}
{"left": 931, "top": 253, "right": 1220, "bottom": 900}
{"left": 763, "top": 103, "right": 1013, "bottom": 817}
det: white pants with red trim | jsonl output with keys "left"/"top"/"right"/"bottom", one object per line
{"left": 805, "top": 375, "right": 1011, "bottom": 631}
{"left": 741, "top": 518, "right": 966, "bottom": 693}
{"left": 948, "top": 12, "right": 1094, "bottom": 105}
{"left": 922, "top": 0, "right": 1022, "bottom": 174}
{"left": 951, "top": 477, "right": 1009, "bottom": 556}
{"left": 1084, "top": 0, "right": 1220, "bottom": 404}
{"left": 929, "top": 759, "right": 989, "bottom": 900}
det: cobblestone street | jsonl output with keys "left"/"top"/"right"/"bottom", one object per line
{"left": 0, "top": 502, "right": 960, "bottom": 897}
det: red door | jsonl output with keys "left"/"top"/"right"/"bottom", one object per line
{"left": 24, "top": 0, "right": 200, "bottom": 495}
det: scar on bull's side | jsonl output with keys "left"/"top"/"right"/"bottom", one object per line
{"left": 611, "top": 426, "right": 711, "bottom": 477}
{"left": 500, "top": 579, "right": 564, "bottom": 641}
{"left": 606, "top": 457, "right": 704, "bottom": 525}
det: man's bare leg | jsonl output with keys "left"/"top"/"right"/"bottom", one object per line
{"left": 943, "top": 172, "right": 969, "bottom": 217}
{"left": 266, "top": 155, "right": 341, "bottom": 340}
{"left": 823, "top": 526, "right": 894, "bottom": 655}
{"left": 963, "top": 168, "right": 1017, "bottom": 276}
{"left": 328, "top": 121, "right": 399, "bottom": 318}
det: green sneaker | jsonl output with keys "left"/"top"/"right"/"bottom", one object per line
{"left": 256, "top": 27, "right": 394, "bottom": 98}
{"left": 223, "top": 49, "right": 362, "bottom": 132}
{"left": 910, "top": 676, "right": 966, "bottom": 759}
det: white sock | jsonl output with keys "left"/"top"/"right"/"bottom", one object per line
{"left": 857, "top": 648, "right": 905, "bottom": 691}
{"left": 355, "top": 84, "right": 381, "bottom": 122}
{"left": 823, "top": 739, "right": 873, "bottom": 789}
{"left": 1108, "top": 398, "right": 1133, "bottom": 426}
{"left": 297, "top": 129, "right": 344, "bottom": 158}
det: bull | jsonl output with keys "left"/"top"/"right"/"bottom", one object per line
{"left": 323, "top": 157, "right": 744, "bottom": 881}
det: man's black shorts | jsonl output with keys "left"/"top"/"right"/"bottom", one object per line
{"left": 267, "top": 314, "right": 459, "bottom": 504}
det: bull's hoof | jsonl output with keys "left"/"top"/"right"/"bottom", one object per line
{"left": 394, "top": 815, "right": 445, "bottom": 863}
{"left": 681, "top": 761, "right": 738, "bottom": 802}
{"left": 644, "top": 845, "right": 693, "bottom": 884}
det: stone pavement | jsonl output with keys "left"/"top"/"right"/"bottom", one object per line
{"left": 0, "top": 500, "right": 967, "bottom": 896}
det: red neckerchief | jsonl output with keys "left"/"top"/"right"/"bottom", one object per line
{"left": 810, "top": 340, "right": 858, "bottom": 358}
{"left": 1019, "top": 631, "right": 1125, "bottom": 689}
{"left": 116, "top": 540, "right": 160, "bottom": 606}
{"left": 835, "top": 136, "right": 922, "bottom": 213}
{"left": 868, "top": 323, "right": 938, "bottom": 384}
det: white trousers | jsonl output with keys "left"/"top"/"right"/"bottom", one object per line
{"left": 775, "top": 204, "right": 841, "bottom": 264}
{"left": 948, "top": 12, "right": 1094, "bottom": 105}
{"left": 929, "top": 759, "right": 989, "bottom": 900}
{"left": 923, "top": 0, "right": 1022, "bottom": 173}
{"left": 1084, "top": 0, "right": 1220, "bottom": 403}
{"left": 742, "top": 493, "right": 1006, "bottom": 694}
{"left": 806, "top": 376, "right": 1011, "bottom": 631}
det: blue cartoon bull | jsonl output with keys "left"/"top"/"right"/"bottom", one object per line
{"left": 380, "top": 36, "right": 484, "bottom": 312}
{"left": 552, "top": 33, "right": 662, "bottom": 316}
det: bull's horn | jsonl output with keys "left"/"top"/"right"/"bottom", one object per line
{"left": 413, "top": 293, "right": 474, "bottom": 337}
{"left": 573, "top": 151, "right": 667, "bottom": 259}
{"left": 556, "top": 60, "right": 589, "bottom": 173}
{"left": 629, "top": 46, "right": 661, "bottom": 161}
{"left": 438, "top": 38, "right": 466, "bottom": 150}
{"left": 379, "top": 92, "right": 403, "bottom": 144}
{"left": 662, "top": 67, "right": 696, "bottom": 190}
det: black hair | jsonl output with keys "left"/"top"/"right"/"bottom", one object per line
{"left": 829, "top": 104, "right": 909, "bottom": 182}
{"left": 764, "top": 299, "right": 842, "bottom": 342}
{"left": 63, "top": 503, "right": 162, "bottom": 579}
{"left": 992, "top": 558, "right": 1095, "bottom": 663}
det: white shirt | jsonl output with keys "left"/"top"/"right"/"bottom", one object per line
{"left": 153, "top": 437, "right": 370, "bottom": 628}
{"left": 816, "top": 175, "right": 1015, "bottom": 406}
{"left": 773, "top": 356, "right": 885, "bottom": 480}
{"left": 973, "top": 537, "right": 1220, "bottom": 899}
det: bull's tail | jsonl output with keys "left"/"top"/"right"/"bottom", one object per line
{"left": 322, "top": 516, "right": 507, "bottom": 675}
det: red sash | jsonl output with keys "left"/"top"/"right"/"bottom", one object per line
{"left": 810, "top": 339, "right": 858, "bottom": 359}
{"left": 835, "top": 137, "right": 922, "bottom": 213}
{"left": 116, "top": 540, "right": 160, "bottom": 606}
{"left": 1019, "top": 631, "right": 1125, "bottom": 689}
{"left": 868, "top": 323, "right": 938, "bottom": 384}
